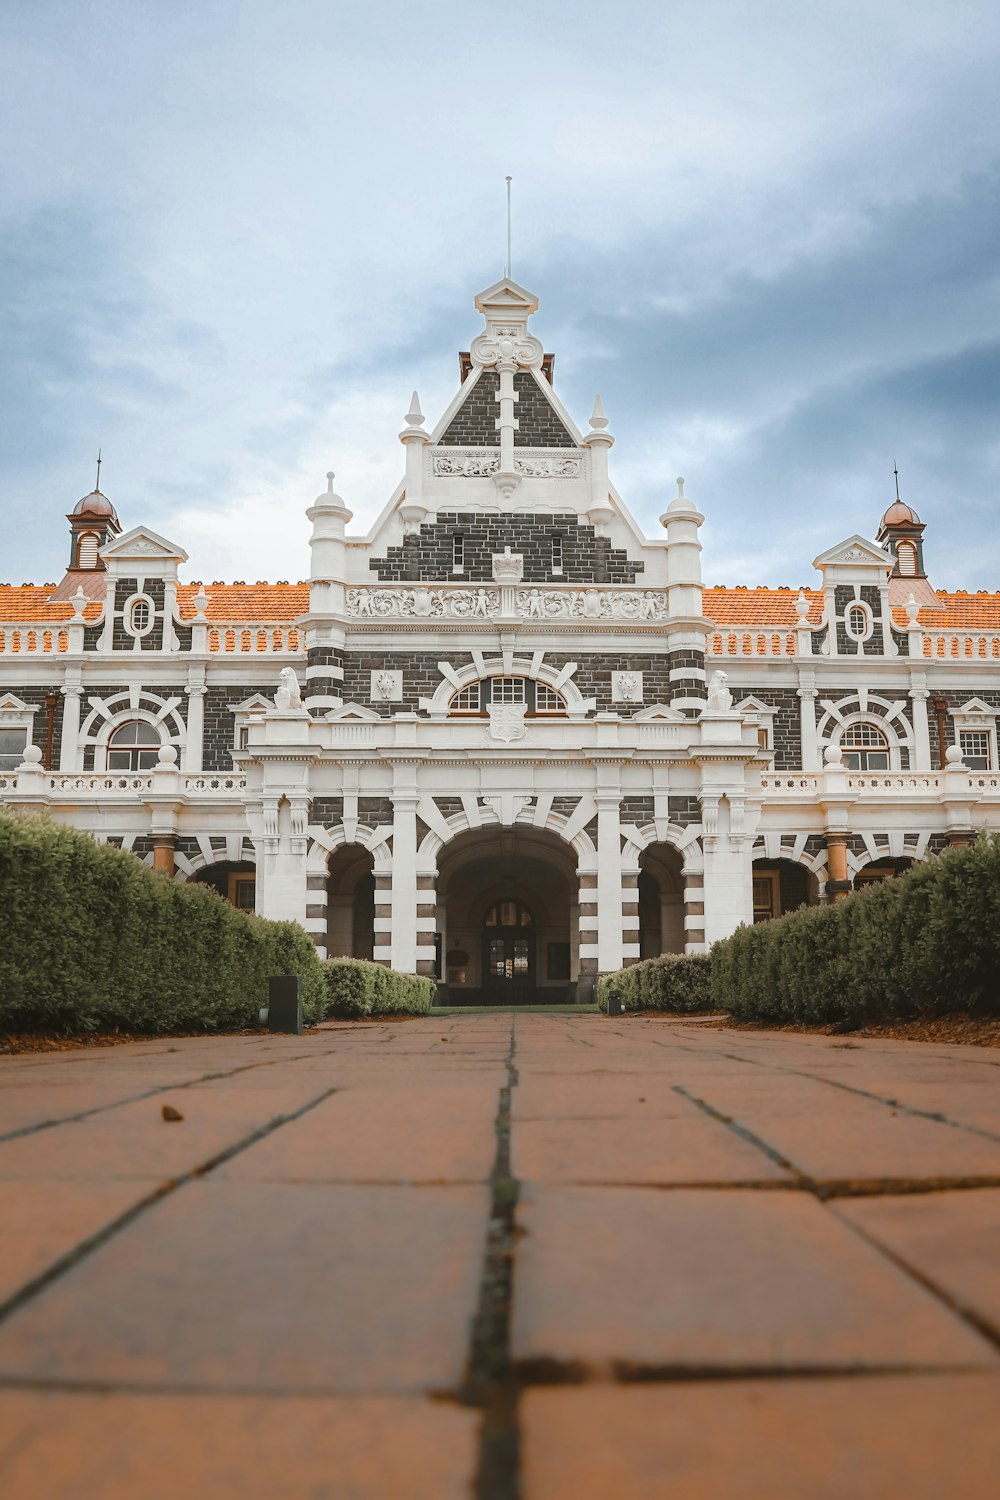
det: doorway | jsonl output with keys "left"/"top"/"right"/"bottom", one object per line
{"left": 482, "top": 899, "right": 535, "bottom": 1004}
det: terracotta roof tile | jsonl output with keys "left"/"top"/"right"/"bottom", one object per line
{"left": 704, "top": 588, "right": 823, "bottom": 626}
{"left": 0, "top": 586, "right": 102, "bottom": 623}
{"left": 176, "top": 584, "right": 309, "bottom": 621}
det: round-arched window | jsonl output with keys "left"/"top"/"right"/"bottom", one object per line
{"left": 107, "top": 720, "right": 161, "bottom": 771}
{"left": 839, "top": 722, "right": 890, "bottom": 771}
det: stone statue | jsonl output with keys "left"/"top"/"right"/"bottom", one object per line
{"left": 274, "top": 666, "right": 303, "bottom": 711}
{"left": 706, "top": 670, "right": 733, "bottom": 712}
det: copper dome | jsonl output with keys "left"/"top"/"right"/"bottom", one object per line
{"left": 72, "top": 489, "right": 119, "bottom": 521}
{"left": 880, "top": 500, "right": 921, "bottom": 528}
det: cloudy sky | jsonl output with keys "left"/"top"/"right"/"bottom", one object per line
{"left": 2, "top": 0, "right": 998, "bottom": 590}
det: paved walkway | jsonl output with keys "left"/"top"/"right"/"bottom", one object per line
{"left": 1, "top": 1015, "right": 999, "bottom": 1498}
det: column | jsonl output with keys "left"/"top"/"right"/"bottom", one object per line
{"left": 59, "top": 669, "right": 83, "bottom": 771}
{"left": 388, "top": 792, "right": 419, "bottom": 974}
{"left": 824, "top": 833, "right": 851, "bottom": 901}
{"left": 701, "top": 796, "right": 755, "bottom": 943}
{"left": 910, "top": 683, "right": 931, "bottom": 771}
{"left": 152, "top": 836, "right": 175, "bottom": 876}
{"left": 595, "top": 790, "right": 625, "bottom": 975}
{"left": 797, "top": 675, "right": 819, "bottom": 771}
{"left": 683, "top": 860, "right": 706, "bottom": 953}
{"left": 184, "top": 669, "right": 206, "bottom": 773}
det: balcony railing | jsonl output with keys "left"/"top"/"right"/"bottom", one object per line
{"left": 1, "top": 771, "right": 246, "bottom": 798}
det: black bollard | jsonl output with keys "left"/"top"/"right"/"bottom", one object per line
{"left": 267, "top": 975, "right": 303, "bottom": 1034}
{"left": 607, "top": 981, "right": 623, "bottom": 1017}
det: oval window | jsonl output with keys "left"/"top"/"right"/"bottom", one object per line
{"left": 845, "top": 603, "right": 871, "bottom": 641}
{"left": 129, "top": 599, "right": 152, "bottom": 635}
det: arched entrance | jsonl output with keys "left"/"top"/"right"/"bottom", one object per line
{"left": 637, "top": 843, "right": 685, "bottom": 957}
{"left": 190, "top": 860, "right": 256, "bottom": 911}
{"left": 752, "top": 858, "right": 818, "bottom": 921}
{"left": 326, "top": 845, "right": 375, "bottom": 960}
{"left": 437, "top": 827, "right": 577, "bottom": 1006}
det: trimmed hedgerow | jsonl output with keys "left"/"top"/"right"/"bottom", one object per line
{"left": 322, "top": 957, "right": 436, "bottom": 1018}
{"left": 598, "top": 954, "right": 714, "bottom": 1013}
{"left": 711, "top": 833, "right": 1000, "bottom": 1025}
{"left": 0, "top": 812, "right": 326, "bottom": 1033}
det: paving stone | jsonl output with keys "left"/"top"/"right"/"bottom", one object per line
{"left": 0, "top": 1181, "right": 488, "bottom": 1393}
{"left": 511, "top": 1186, "right": 999, "bottom": 1372}
{"left": 836, "top": 1188, "right": 1000, "bottom": 1338}
{"left": 513, "top": 1117, "right": 790, "bottom": 1185}
{"left": 512, "top": 1076, "right": 709, "bottom": 1120}
{"left": 0, "top": 1390, "right": 479, "bottom": 1499}
{"left": 219, "top": 1083, "right": 500, "bottom": 1183}
{"left": 521, "top": 1374, "right": 1000, "bottom": 1500}
{"left": 0, "top": 1179, "right": 162, "bottom": 1306}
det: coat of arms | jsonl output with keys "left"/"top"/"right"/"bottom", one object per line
{"left": 488, "top": 703, "right": 527, "bottom": 743}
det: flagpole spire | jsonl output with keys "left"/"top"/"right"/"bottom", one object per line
{"left": 505, "top": 176, "right": 512, "bottom": 280}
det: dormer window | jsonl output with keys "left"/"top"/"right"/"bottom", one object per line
{"left": 452, "top": 534, "right": 465, "bottom": 574}
{"left": 77, "top": 532, "right": 100, "bottom": 569}
{"left": 551, "top": 535, "right": 564, "bottom": 576}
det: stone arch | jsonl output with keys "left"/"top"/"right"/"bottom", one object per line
{"left": 619, "top": 820, "right": 706, "bottom": 955}
{"left": 302, "top": 822, "right": 393, "bottom": 959}
{"left": 80, "top": 690, "right": 187, "bottom": 772}
{"left": 846, "top": 829, "right": 932, "bottom": 876}
{"left": 816, "top": 692, "right": 914, "bottom": 770}
{"left": 415, "top": 796, "right": 598, "bottom": 875}
{"left": 174, "top": 836, "right": 257, "bottom": 881}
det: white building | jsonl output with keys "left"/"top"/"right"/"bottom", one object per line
{"left": 3, "top": 277, "right": 999, "bottom": 1003}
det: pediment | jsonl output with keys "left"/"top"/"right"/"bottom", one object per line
{"left": 100, "top": 525, "right": 189, "bottom": 566}
{"left": 228, "top": 694, "right": 274, "bottom": 715}
{"left": 951, "top": 697, "right": 997, "bottom": 717}
{"left": 735, "top": 696, "right": 776, "bottom": 716}
{"left": 631, "top": 702, "right": 689, "bottom": 722}
{"left": 474, "top": 277, "right": 539, "bottom": 318}
{"left": 324, "top": 702, "right": 383, "bottom": 722}
{"left": 0, "top": 693, "right": 34, "bottom": 714}
{"left": 813, "top": 535, "right": 892, "bottom": 570}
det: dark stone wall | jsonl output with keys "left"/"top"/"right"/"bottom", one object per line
{"left": 438, "top": 370, "right": 577, "bottom": 448}
{"left": 110, "top": 578, "right": 168, "bottom": 653}
{"left": 668, "top": 649, "right": 707, "bottom": 713}
{"left": 621, "top": 795, "right": 654, "bottom": 827}
{"left": 359, "top": 797, "right": 393, "bottom": 830}
{"left": 726, "top": 685, "right": 802, "bottom": 770}
{"left": 668, "top": 796, "right": 701, "bottom": 827}
{"left": 369, "top": 512, "right": 642, "bottom": 585}
{"left": 202, "top": 684, "right": 276, "bottom": 771}
{"left": 312, "top": 797, "right": 344, "bottom": 828}
{"left": 926, "top": 688, "right": 1000, "bottom": 766}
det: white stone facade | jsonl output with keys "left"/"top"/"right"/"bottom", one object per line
{"left": 3, "top": 277, "right": 1000, "bottom": 1002}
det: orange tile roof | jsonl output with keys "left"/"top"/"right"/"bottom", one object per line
{"left": 704, "top": 588, "right": 823, "bottom": 627}
{"left": 176, "top": 583, "right": 309, "bottom": 620}
{"left": 911, "top": 593, "right": 1000, "bottom": 629}
{"left": 0, "top": 586, "right": 102, "bottom": 623}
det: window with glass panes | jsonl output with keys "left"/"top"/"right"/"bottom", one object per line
{"left": 0, "top": 727, "right": 27, "bottom": 771}
{"left": 451, "top": 682, "right": 481, "bottom": 712}
{"left": 449, "top": 678, "right": 566, "bottom": 715}
{"left": 107, "top": 720, "right": 161, "bottom": 770}
{"left": 839, "top": 722, "right": 890, "bottom": 770}
{"left": 960, "top": 730, "right": 993, "bottom": 769}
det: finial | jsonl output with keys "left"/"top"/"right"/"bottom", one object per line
{"left": 70, "top": 585, "right": 88, "bottom": 620}
{"left": 95, "top": 448, "right": 102, "bottom": 492}
{"left": 905, "top": 592, "right": 920, "bottom": 624}
{"left": 676, "top": 477, "right": 685, "bottom": 499}
{"left": 796, "top": 589, "right": 811, "bottom": 622}
{"left": 893, "top": 462, "right": 901, "bottom": 502}
{"left": 505, "top": 176, "right": 512, "bottom": 280}
{"left": 404, "top": 391, "right": 425, "bottom": 428}
{"left": 326, "top": 471, "right": 335, "bottom": 492}
{"left": 589, "top": 394, "right": 609, "bottom": 431}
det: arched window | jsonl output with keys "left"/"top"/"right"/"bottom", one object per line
{"left": 77, "top": 532, "right": 99, "bottom": 569}
{"left": 896, "top": 541, "right": 917, "bottom": 576}
{"left": 107, "top": 720, "right": 161, "bottom": 771}
{"left": 844, "top": 602, "right": 872, "bottom": 642}
{"left": 839, "top": 722, "right": 890, "bottom": 770}
{"left": 448, "top": 678, "right": 565, "bottom": 715}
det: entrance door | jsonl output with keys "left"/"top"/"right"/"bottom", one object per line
{"left": 482, "top": 899, "right": 535, "bottom": 1004}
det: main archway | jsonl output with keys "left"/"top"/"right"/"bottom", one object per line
{"left": 436, "top": 826, "right": 578, "bottom": 1006}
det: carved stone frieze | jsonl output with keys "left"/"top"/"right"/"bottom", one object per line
{"left": 346, "top": 585, "right": 668, "bottom": 622}
{"left": 347, "top": 587, "right": 501, "bottom": 619}
{"left": 432, "top": 449, "right": 582, "bottom": 479}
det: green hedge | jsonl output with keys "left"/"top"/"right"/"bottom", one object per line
{"left": 322, "top": 957, "right": 436, "bottom": 1017}
{"left": 711, "top": 834, "right": 1000, "bottom": 1025}
{"left": 598, "top": 954, "right": 715, "bottom": 1013}
{"left": 0, "top": 812, "right": 326, "bottom": 1033}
